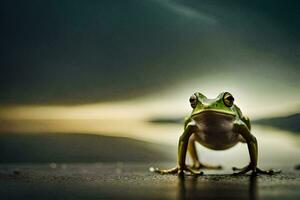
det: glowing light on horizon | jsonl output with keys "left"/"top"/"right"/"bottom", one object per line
{"left": 0, "top": 72, "right": 299, "bottom": 131}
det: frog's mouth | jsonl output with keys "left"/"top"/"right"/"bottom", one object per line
{"left": 191, "top": 109, "right": 235, "bottom": 117}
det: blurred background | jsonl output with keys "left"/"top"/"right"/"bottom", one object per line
{"left": 0, "top": 0, "right": 299, "bottom": 167}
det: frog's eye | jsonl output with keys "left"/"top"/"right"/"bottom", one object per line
{"left": 189, "top": 94, "right": 197, "bottom": 108}
{"left": 223, "top": 92, "right": 234, "bottom": 107}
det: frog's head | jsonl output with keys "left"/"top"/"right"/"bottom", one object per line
{"left": 190, "top": 92, "right": 236, "bottom": 116}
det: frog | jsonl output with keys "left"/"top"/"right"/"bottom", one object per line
{"left": 152, "top": 92, "right": 280, "bottom": 176}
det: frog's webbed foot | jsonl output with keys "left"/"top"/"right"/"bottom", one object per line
{"left": 232, "top": 164, "right": 281, "bottom": 176}
{"left": 192, "top": 162, "right": 222, "bottom": 170}
{"left": 149, "top": 166, "right": 203, "bottom": 176}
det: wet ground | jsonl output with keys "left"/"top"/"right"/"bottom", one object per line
{"left": 0, "top": 163, "right": 299, "bottom": 200}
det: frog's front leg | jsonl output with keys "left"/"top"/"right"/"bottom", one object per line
{"left": 151, "top": 121, "right": 203, "bottom": 176}
{"left": 232, "top": 121, "right": 281, "bottom": 175}
{"left": 188, "top": 134, "right": 222, "bottom": 170}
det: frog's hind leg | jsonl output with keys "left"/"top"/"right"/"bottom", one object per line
{"left": 188, "top": 133, "right": 222, "bottom": 170}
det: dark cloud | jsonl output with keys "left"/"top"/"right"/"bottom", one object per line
{"left": 0, "top": 0, "right": 299, "bottom": 104}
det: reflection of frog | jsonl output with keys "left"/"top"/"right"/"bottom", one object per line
{"left": 153, "top": 92, "right": 280, "bottom": 176}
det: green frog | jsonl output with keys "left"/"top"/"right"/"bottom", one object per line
{"left": 152, "top": 92, "right": 280, "bottom": 176}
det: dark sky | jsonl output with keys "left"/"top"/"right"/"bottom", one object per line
{"left": 1, "top": 0, "right": 299, "bottom": 105}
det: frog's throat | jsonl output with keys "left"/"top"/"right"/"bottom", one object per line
{"left": 191, "top": 109, "right": 235, "bottom": 117}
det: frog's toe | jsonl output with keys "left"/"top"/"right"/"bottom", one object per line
{"left": 149, "top": 166, "right": 178, "bottom": 174}
{"left": 232, "top": 165, "right": 252, "bottom": 175}
{"left": 256, "top": 167, "right": 281, "bottom": 175}
{"left": 200, "top": 164, "right": 222, "bottom": 170}
{"left": 232, "top": 165, "right": 248, "bottom": 171}
{"left": 192, "top": 162, "right": 222, "bottom": 170}
{"left": 185, "top": 166, "right": 204, "bottom": 176}
{"left": 150, "top": 166, "right": 204, "bottom": 176}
